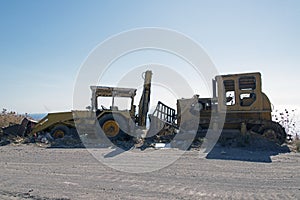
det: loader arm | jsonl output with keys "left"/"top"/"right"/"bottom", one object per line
{"left": 137, "top": 70, "right": 152, "bottom": 127}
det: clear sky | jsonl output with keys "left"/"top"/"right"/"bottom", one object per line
{"left": 0, "top": 0, "right": 299, "bottom": 114}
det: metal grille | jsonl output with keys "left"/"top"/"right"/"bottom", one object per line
{"left": 151, "top": 101, "right": 176, "bottom": 124}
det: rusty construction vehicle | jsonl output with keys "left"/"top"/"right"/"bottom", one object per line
{"left": 30, "top": 70, "right": 287, "bottom": 145}
{"left": 150, "top": 72, "right": 286, "bottom": 144}
{"left": 30, "top": 70, "right": 153, "bottom": 142}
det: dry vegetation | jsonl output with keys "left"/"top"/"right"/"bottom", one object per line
{"left": 0, "top": 109, "right": 25, "bottom": 128}
{"left": 294, "top": 137, "right": 300, "bottom": 152}
{"left": 273, "top": 108, "right": 298, "bottom": 139}
{"left": 273, "top": 108, "right": 300, "bottom": 152}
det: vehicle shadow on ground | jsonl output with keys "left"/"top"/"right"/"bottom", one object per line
{"left": 206, "top": 143, "right": 291, "bottom": 163}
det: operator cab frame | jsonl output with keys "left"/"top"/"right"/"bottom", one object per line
{"left": 90, "top": 86, "right": 137, "bottom": 118}
{"left": 214, "top": 72, "right": 264, "bottom": 112}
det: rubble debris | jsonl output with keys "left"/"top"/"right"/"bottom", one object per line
{"left": 50, "top": 135, "right": 84, "bottom": 148}
{"left": 0, "top": 138, "right": 10, "bottom": 146}
{"left": 2, "top": 118, "right": 37, "bottom": 137}
{"left": 0, "top": 118, "right": 37, "bottom": 146}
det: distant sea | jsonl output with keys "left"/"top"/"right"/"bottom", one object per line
{"left": 27, "top": 113, "right": 47, "bottom": 121}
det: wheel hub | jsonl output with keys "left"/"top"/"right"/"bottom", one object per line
{"left": 53, "top": 130, "right": 64, "bottom": 139}
{"left": 102, "top": 120, "right": 120, "bottom": 137}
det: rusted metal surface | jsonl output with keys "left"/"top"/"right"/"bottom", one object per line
{"left": 30, "top": 112, "right": 74, "bottom": 134}
{"left": 137, "top": 70, "right": 152, "bottom": 127}
{"left": 29, "top": 70, "right": 286, "bottom": 145}
{"left": 148, "top": 101, "right": 176, "bottom": 137}
{"left": 30, "top": 70, "right": 153, "bottom": 142}
{"left": 176, "top": 72, "right": 286, "bottom": 144}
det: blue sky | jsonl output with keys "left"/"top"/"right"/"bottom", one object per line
{"left": 0, "top": 0, "right": 299, "bottom": 113}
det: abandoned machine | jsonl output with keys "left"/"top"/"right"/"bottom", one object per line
{"left": 30, "top": 70, "right": 152, "bottom": 142}
{"left": 30, "top": 70, "right": 287, "bottom": 145}
{"left": 173, "top": 72, "right": 285, "bottom": 144}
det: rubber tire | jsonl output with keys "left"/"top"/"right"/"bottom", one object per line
{"left": 50, "top": 125, "right": 70, "bottom": 139}
{"left": 98, "top": 114, "right": 129, "bottom": 140}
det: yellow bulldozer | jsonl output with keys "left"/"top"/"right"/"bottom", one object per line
{"left": 169, "top": 72, "right": 285, "bottom": 144}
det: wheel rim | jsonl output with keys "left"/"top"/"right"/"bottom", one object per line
{"left": 53, "top": 130, "right": 65, "bottom": 139}
{"left": 102, "top": 120, "right": 120, "bottom": 137}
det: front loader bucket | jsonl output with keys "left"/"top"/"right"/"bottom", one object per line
{"left": 30, "top": 112, "right": 74, "bottom": 135}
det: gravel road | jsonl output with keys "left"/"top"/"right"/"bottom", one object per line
{"left": 0, "top": 144, "right": 299, "bottom": 200}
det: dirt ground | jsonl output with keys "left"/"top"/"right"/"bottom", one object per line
{"left": 0, "top": 143, "right": 299, "bottom": 200}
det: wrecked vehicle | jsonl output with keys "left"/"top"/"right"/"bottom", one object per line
{"left": 27, "top": 71, "right": 287, "bottom": 146}
{"left": 29, "top": 71, "right": 153, "bottom": 144}
{"left": 151, "top": 72, "right": 286, "bottom": 144}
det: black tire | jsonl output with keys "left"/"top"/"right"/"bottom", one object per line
{"left": 98, "top": 114, "right": 129, "bottom": 140}
{"left": 258, "top": 121, "right": 287, "bottom": 145}
{"left": 249, "top": 124, "right": 260, "bottom": 133}
{"left": 50, "top": 125, "right": 70, "bottom": 139}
